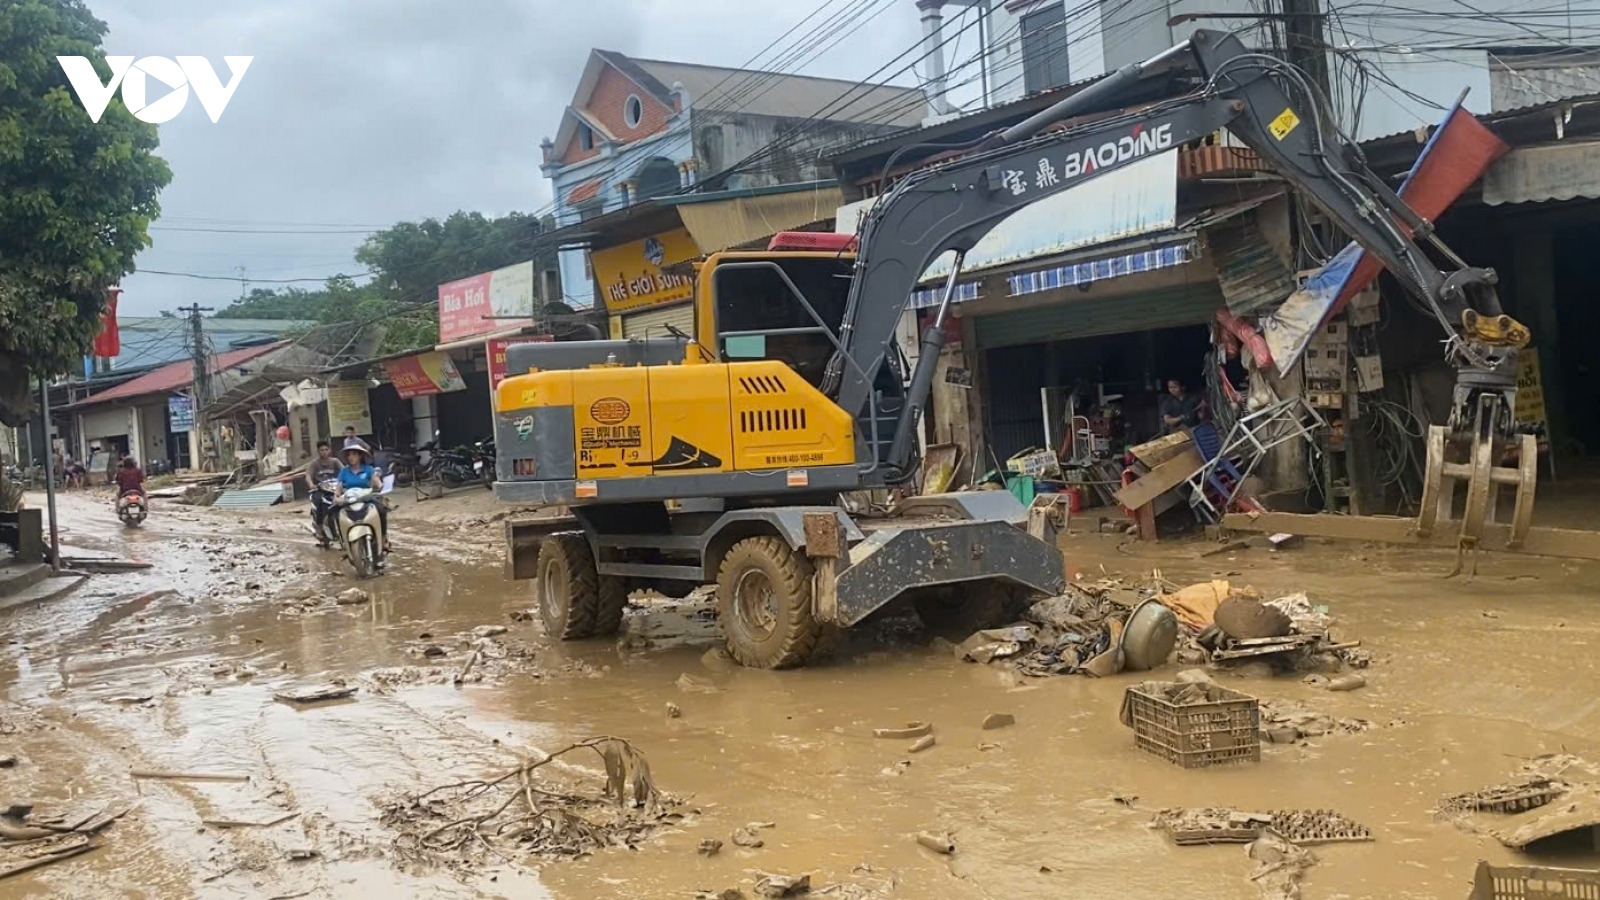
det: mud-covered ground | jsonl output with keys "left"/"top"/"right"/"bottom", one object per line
{"left": 3, "top": 484, "right": 1600, "bottom": 899}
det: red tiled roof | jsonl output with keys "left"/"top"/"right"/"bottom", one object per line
{"left": 567, "top": 178, "right": 603, "bottom": 205}
{"left": 70, "top": 342, "right": 286, "bottom": 409}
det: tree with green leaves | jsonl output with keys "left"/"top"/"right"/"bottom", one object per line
{"left": 0, "top": 0, "right": 172, "bottom": 425}
{"left": 215, "top": 211, "right": 560, "bottom": 355}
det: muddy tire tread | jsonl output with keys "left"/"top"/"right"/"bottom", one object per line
{"left": 591, "top": 575, "right": 630, "bottom": 637}
{"left": 539, "top": 534, "right": 600, "bottom": 640}
{"left": 717, "top": 536, "right": 820, "bottom": 670}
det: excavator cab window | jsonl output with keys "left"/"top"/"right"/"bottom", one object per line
{"left": 711, "top": 256, "right": 855, "bottom": 390}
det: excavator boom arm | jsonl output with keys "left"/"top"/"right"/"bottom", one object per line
{"left": 831, "top": 28, "right": 1513, "bottom": 479}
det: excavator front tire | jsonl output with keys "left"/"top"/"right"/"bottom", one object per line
{"left": 716, "top": 536, "right": 822, "bottom": 669}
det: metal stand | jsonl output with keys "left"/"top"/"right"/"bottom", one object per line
{"left": 1186, "top": 397, "right": 1328, "bottom": 522}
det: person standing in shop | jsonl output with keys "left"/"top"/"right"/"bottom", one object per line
{"left": 1159, "top": 379, "right": 1201, "bottom": 435}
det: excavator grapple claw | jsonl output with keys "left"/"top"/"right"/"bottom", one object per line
{"left": 1416, "top": 391, "right": 1538, "bottom": 571}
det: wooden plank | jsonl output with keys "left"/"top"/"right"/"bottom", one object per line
{"left": 1221, "top": 512, "right": 1600, "bottom": 562}
{"left": 1114, "top": 447, "right": 1204, "bottom": 511}
{"left": 1128, "top": 431, "right": 1195, "bottom": 468}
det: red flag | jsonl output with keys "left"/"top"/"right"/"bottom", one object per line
{"left": 1328, "top": 104, "right": 1510, "bottom": 317}
{"left": 92, "top": 288, "right": 121, "bottom": 358}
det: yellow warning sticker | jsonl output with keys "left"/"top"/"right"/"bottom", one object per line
{"left": 1269, "top": 108, "right": 1301, "bottom": 140}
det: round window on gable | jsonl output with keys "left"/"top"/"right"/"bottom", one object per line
{"left": 624, "top": 94, "right": 643, "bottom": 128}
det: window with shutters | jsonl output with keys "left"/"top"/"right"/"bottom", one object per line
{"left": 1021, "top": 3, "right": 1070, "bottom": 95}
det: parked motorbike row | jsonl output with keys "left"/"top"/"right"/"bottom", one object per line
{"left": 415, "top": 437, "right": 496, "bottom": 489}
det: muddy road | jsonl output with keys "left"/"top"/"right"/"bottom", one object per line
{"left": 3, "top": 489, "right": 1600, "bottom": 899}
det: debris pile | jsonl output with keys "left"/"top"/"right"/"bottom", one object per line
{"left": 1258, "top": 699, "right": 1375, "bottom": 745}
{"left": 1437, "top": 756, "right": 1600, "bottom": 851}
{"left": 955, "top": 579, "right": 1178, "bottom": 678}
{"left": 382, "top": 737, "right": 682, "bottom": 863}
{"left": 1156, "top": 581, "right": 1364, "bottom": 673}
{"left": 1153, "top": 807, "right": 1373, "bottom": 846}
{"left": 0, "top": 800, "right": 134, "bottom": 880}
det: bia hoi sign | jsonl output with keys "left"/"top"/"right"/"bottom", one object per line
{"left": 437, "top": 261, "right": 536, "bottom": 344}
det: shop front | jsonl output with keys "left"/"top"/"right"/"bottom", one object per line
{"left": 590, "top": 227, "right": 701, "bottom": 339}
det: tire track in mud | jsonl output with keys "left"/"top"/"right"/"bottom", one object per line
{"left": 2, "top": 492, "right": 553, "bottom": 898}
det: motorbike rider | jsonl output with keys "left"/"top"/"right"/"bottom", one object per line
{"left": 336, "top": 438, "right": 390, "bottom": 553}
{"left": 114, "top": 456, "right": 145, "bottom": 498}
{"left": 306, "top": 441, "right": 342, "bottom": 545}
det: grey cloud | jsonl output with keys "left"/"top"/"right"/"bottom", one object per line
{"left": 96, "top": 0, "right": 919, "bottom": 315}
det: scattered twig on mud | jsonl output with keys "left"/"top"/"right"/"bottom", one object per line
{"left": 130, "top": 770, "right": 250, "bottom": 783}
{"left": 202, "top": 812, "right": 299, "bottom": 829}
{"left": 453, "top": 644, "right": 483, "bottom": 685}
{"left": 383, "top": 736, "right": 680, "bottom": 864}
{"left": 0, "top": 842, "right": 99, "bottom": 880}
{"left": 265, "top": 891, "right": 315, "bottom": 900}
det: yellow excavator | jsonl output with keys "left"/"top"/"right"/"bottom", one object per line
{"left": 493, "top": 29, "right": 1533, "bottom": 668}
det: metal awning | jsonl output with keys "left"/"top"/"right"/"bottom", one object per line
{"left": 435, "top": 326, "right": 530, "bottom": 354}
{"left": 658, "top": 182, "right": 843, "bottom": 253}
{"left": 1482, "top": 140, "right": 1600, "bottom": 205}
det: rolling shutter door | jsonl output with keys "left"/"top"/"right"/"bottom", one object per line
{"left": 79, "top": 406, "right": 131, "bottom": 441}
{"left": 621, "top": 303, "right": 695, "bottom": 340}
{"left": 972, "top": 283, "right": 1226, "bottom": 349}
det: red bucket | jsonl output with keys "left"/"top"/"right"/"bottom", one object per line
{"left": 1064, "top": 486, "right": 1084, "bottom": 513}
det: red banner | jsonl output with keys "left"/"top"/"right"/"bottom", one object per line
{"left": 488, "top": 336, "right": 553, "bottom": 390}
{"left": 385, "top": 357, "right": 435, "bottom": 399}
{"left": 1328, "top": 104, "right": 1510, "bottom": 317}
{"left": 437, "top": 271, "right": 494, "bottom": 344}
{"left": 92, "top": 288, "right": 122, "bottom": 358}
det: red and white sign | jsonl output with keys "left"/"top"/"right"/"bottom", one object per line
{"left": 438, "top": 261, "right": 535, "bottom": 343}
{"left": 488, "top": 335, "right": 553, "bottom": 390}
{"left": 383, "top": 351, "right": 467, "bottom": 399}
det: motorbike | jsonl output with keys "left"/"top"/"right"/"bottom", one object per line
{"left": 333, "top": 485, "right": 388, "bottom": 578}
{"left": 116, "top": 489, "right": 148, "bottom": 527}
{"left": 420, "top": 440, "right": 480, "bottom": 489}
{"left": 471, "top": 438, "right": 496, "bottom": 488}
{"left": 311, "top": 479, "right": 340, "bottom": 548}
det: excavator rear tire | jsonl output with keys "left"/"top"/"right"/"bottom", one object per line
{"left": 536, "top": 533, "right": 604, "bottom": 641}
{"left": 716, "top": 536, "right": 822, "bottom": 669}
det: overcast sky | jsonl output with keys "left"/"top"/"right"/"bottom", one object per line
{"left": 92, "top": 0, "right": 925, "bottom": 316}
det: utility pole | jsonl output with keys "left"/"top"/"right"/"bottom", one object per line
{"left": 1279, "top": 0, "right": 1332, "bottom": 102}
{"left": 38, "top": 380, "right": 60, "bottom": 571}
{"left": 180, "top": 304, "right": 214, "bottom": 470}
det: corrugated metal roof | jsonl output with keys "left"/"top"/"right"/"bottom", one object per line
{"left": 212, "top": 482, "right": 286, "bottom": 509}
{"left": 629, "top": 57, "right": 927, "bottom": 127}
{"left": 1206, "top": 211, "right": 1296, "bottom": 315}
{"left": 1482, "top": 139, "right": 1600, "bottom": 205}
{"left": 69, "top": 343, "right": 285, "bottom": 409}
{"left": 1361, "top": 92, "right": 1600, "bottom": 146}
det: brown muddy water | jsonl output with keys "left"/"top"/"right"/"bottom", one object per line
{"left": 3, "top": 490, "right": 1600, "bottom": 899}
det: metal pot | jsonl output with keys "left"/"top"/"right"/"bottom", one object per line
{"left": 1121, "top": 598, "right": 1179, "bottom": 672}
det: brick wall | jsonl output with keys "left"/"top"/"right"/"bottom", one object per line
{"left": 560, "top": 64, "right": 671, "bottom": 165}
